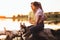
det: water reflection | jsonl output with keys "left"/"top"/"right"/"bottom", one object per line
{"left": 44, "top": 23, "right": 60, "bottom": 30}
{"left": 0, "top": 19, "right": 60, "bottom": 31}
{"left": 0, "top": 19, "right": 20, "bottom": 31}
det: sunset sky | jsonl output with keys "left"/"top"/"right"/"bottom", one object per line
{"left": 0, "top": 0, "right": 60, "bottom": 17}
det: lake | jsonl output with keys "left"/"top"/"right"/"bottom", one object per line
{"left": 0, "top": 19, "right": 60, "bottom": 31}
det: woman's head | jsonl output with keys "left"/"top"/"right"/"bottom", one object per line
{"left": 31, "top": 1, "right": 43, "bottom": 12}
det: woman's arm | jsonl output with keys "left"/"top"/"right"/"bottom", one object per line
{"left": 29, "top": 17, "right": 35, "bottom": 24}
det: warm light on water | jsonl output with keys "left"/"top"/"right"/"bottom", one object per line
{"left": 0, "top": 19, "right": 32, "bottom": 31}
{"left": 44, "top": 24, "right": 60, "bottom": 30}
{"left": 0, "top": 19, "right": 20, "bottom": 31}
{"left": 0, "top": 19, "right": 60, "bottom": 31}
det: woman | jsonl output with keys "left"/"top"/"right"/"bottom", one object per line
{"left": 29, "top": 1, "right": 45, "bottom": 40}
